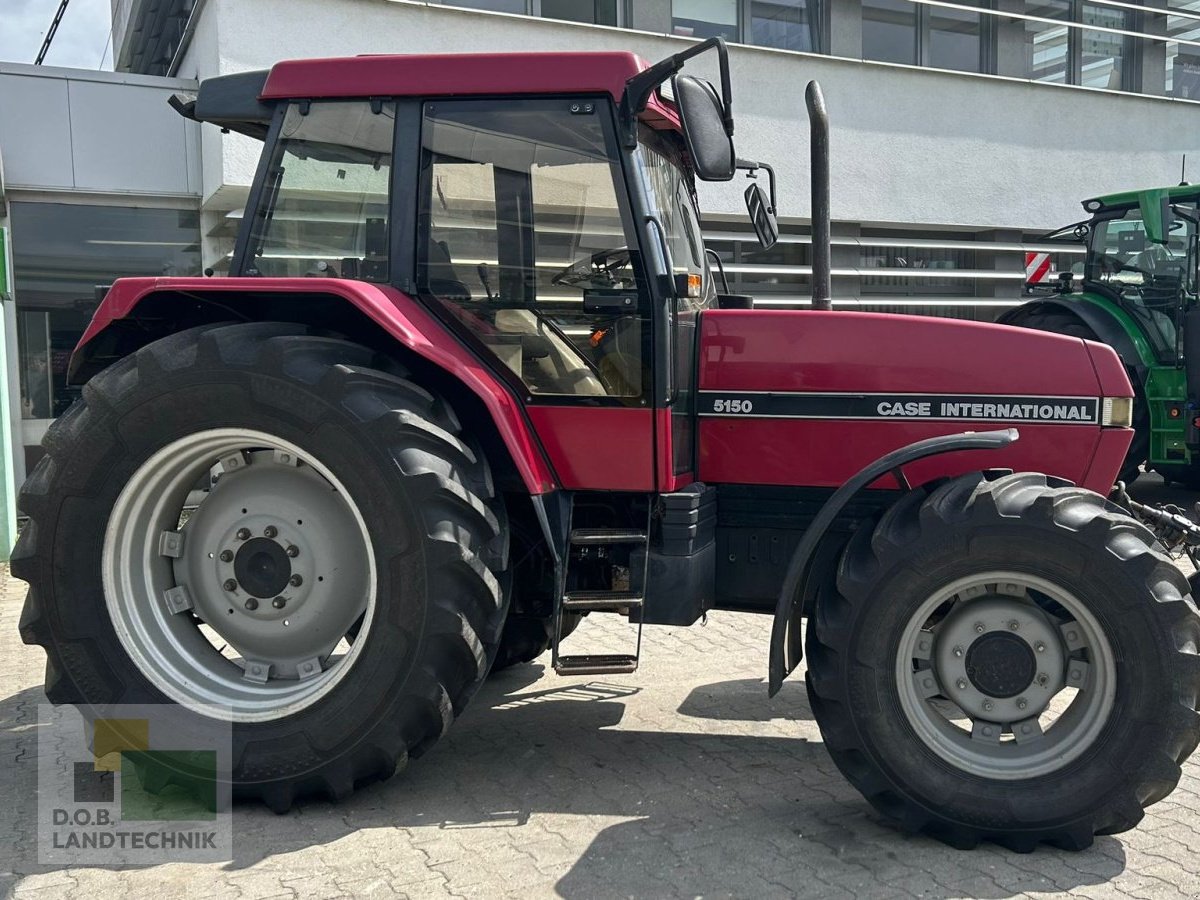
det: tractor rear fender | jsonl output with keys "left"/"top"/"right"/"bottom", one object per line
{"left": 768, "top": 428, "right": 1020, "bottom": 696}
{"left": 70, "top": 276, "right": 558, "bottom": 495}
{"left": 998, "top": 298, "right": 1153, "bottom": 380}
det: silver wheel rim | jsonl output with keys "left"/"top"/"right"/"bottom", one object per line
{"left": 103, "top": 428, "right": 377, "bottom": 723}
{"left": 895, "top": 571, "right": 1116, "bottom": 779}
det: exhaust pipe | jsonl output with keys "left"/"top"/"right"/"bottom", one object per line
{"left": 806, "top": 81, "right": 831, "bottom": 311}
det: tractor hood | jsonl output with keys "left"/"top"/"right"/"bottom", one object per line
{"left": 695, "top": 310, "right": 1133, "bottom": 494}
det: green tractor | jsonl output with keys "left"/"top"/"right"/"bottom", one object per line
{"left": 1000, "top": 185, "right": 1200, "bottom": 486}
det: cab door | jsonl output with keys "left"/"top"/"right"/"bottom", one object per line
{"left": 414, "top": 97, "right": 658, "bottom": 491}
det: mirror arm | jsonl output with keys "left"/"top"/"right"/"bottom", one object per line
{"left": 737, "top": 159, "right": 777, "bottom": 213}
{"left": 620, "top": 37, "right": 734, "bottom": 148}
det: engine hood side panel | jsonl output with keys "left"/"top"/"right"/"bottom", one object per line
{"left": 697, "top": 310, "right": 1132, "bottom": 494}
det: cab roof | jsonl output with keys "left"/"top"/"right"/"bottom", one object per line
{"left": 1083, "top": 183, "right": 1200, "bottom": 213}
{"left": 173, "top": 51, "right": 679, "bottom": 139}
{"left": 262, "top": 52, "right": 654, "bottom": 101}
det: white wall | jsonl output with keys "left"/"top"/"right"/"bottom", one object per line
{"left": 183, "top": 0, "right": 1200, "bottom": 233}
{"left": 0, "top": 63, "right": 201, "bottom": 198}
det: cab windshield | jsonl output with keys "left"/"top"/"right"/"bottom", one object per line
{"left": 635, "top": 127, "right": 715, "bottom": 311}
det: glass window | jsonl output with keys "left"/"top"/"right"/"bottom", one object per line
{"left": 673, "top": 0, "right": 739, "bottom": 40}
{"left": 863, "top": 0, "right": 918, "bottom": 65}
{"left": 1025, "top": 0, "right": 1071, "bottom": 84}
{"left": 244, "top": 101, "right": 393, "bottom": 281}
{"left": 1166, "top": 2, "right": 1200, "bottom": 98}
{"left": 751, "top": 0, "right": 820, "bottom": 52}
{"left": 541, "top": 0, "right": 618, "bottom": 25}
{"left": 418, "top": 100, "right": 648, "bottom": 399}
{"left": 928, "top": 3, "right": 981, "bottom": 72}
{"left": 8, "top": 202, "right": 201, "bottom": 421}
{"left": 443, "top": 0, "right": 525, "bottom": 12}
{"left": 1079, "top": 4, "right": 1126, "bottom": 88}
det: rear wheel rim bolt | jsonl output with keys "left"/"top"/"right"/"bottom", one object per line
{"left": 956, "top": 678, "right": 967, "bottom": 690}
{"left": 223, "top": 579, "right": 238, "bottom": 592}
{"left": 286, "top": 545, "right": 299, "bottom": 558}
{"left": 219, "top": 550, "right": 233, "bottom": 562}
{"left": 953, "top": 645, "right": 963, "bottom": 658}
{"left": 290, "top": 574, "right": 303, "bottom": 587}
{"left": 264, "top": 525, "right": 278, "bottom": 538}
{"left": 272, "top": 597, "right": 286, "bottom": 609}
{"left": 244, "top": 598, "right": 258, "bottom": 611}
{"left": 236, "top": 528, "right": 251, "bottom": 541}
{"left": 974, "top": 623, "right": 985, "bottom": 634}
{"left": 983, "top": 700, "right": 994, "bottom": 712}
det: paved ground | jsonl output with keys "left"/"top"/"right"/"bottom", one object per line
{"left": 4, "top": 475, "right": 1200, "bottom": 899}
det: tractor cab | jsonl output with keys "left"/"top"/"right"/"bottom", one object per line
{"left": 1068, "top": 186, "right": 1200, "bottom": 363}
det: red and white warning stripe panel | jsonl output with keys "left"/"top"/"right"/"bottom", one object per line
{"left": 1025, "top": 251, "right": 1053, "bottom": 284}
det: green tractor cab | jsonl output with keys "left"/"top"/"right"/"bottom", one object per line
{"left": 1000, "top": 184, "right": 1200, "bottom": 486}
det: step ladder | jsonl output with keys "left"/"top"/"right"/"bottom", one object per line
{"left": 552, "top": 520, "right": 650, "bottom": 676}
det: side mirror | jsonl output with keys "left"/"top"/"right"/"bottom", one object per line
{"left": 673, "top": 74, "right": 735, "bottom": 182}
{"left": 745, "top": 183, "right": 778, "bottom": 250}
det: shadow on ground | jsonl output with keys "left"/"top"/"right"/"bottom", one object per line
{"left": 0, "top": 661, "right": 1130, "bottom": 897}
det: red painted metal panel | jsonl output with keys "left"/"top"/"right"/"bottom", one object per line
{"left": 697, "top": 309, "right": 1133, "bottom": 493}
{"left": 699, "top": 310, "right": 1120, "bottom": 395}
{"left": 261, "top": 53, "right": 652, "bottom": 103}
{"left": 699, "top": 418, "right": 1123, "bottom": 493}
{"left": 525, "top": 406, "right": 655, "bottom": 491}
{"left": 76, "top": 277, "right": 558, "bottom": 494}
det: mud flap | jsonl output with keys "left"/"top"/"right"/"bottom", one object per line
{"left": 768, "top": 428, "right": 1019, "bottom": 696}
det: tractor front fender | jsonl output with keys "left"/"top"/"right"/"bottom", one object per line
{"left": 768, "top": 428, "right": 1020, "bottom": 697}
{"left": 70, "top": 276, "right": 558, "bottom": 494}
{"left": 998, "top": 298, "right": 1153, "bottom": 382}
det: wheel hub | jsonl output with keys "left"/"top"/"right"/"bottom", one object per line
{"left": 234, "top": 538, "right": 292, "bottom": 598}
{"left": 932, "top": 594, "right": 1066, "bottom": 723}
{"left": 102, "top": 429, "right": 377, "bottom": 721}
{"left": 897, "top": 572, "right": 1116, "bottom": 780}
{"left": 965, "top": 631, "right": 1037, "bottom": 699}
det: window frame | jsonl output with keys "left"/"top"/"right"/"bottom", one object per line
{"left": 231, "top": 99, "right": 397, "bottom": 281}
{"left": 861, "top": 0, "right": 994, "bottom": 73}
{"left": 411, "top": 94, "right": 666, "bottom": 409}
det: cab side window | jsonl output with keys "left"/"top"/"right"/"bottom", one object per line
{"left": 245, "top": 101, "right": 394, "bottom": 281}
{"left": 417, "top": 100, "right": 647, "bottom": 400}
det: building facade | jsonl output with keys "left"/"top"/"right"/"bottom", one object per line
{"left": 0, "top": 0, "right": 1198, "bottom": 470}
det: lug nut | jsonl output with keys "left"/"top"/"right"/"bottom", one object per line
{"left": 1036, "top": 673, "right": 1049, "bottom": 686}
{"left": 956, "top": 678, "right": 967, "bottom": 690}
{"left": 289, "top": 574, "right": 303, "bottom": 587}
{"left": 244, "top": 597, "right": 258, "bottom": 611}
{"left": 1016, "top": 697, "right": 1028, "bottom": 710}
{"left": 272, "top": 596, "right": 286, "bottom": 609}
{"left": 974, "top": 622, "right": 985, "bottom": 634}
{"left": 286, "top": 545, "right": 299, "bottom": 558}
{"left": 1007, "top": 620, "right": 1020, "bottom": 631}
{"left": 236, "top": 528, "right": 251, "bottom": 541}
{"left": 983, "top": 700, "right": 994, "bottom": 712}
{"left": 219, "top": 549, "right": 234, "bottom": 562}
{"left": 264, "top": 525, "right": 278, "bottom": 538}
{"left": 223, "top": 579, "right": 238, "bottom": 592}
{"left": 953, "top": 645, "right": 964, "bottom": 658}
{"left": 1035, "top": 641, "right": 1046, "bottom": 653}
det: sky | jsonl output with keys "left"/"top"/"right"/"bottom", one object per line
{"left": 0, "top": 0, "right": 114, "bottom": 70}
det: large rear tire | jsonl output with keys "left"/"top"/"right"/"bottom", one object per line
{"left": 1004, "top": 309, "right": 1148, "bottom": 484}
{"left": 16, "top": 322, "right": 509, "bottom": 810}
{"left": 805, "top": 471, "right": 1200, "bottom": 851}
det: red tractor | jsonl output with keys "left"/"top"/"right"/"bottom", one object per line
{"left": 17, "top": 40, "right": 1200, "bottom": 851}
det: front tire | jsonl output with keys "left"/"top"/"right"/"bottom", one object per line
{"left": 805, "top": 471, "right": 1200, "bottom": 850}
{"left": 16, "top": 322, "right": 509, "bottom": 810}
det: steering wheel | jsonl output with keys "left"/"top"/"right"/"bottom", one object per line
{"left": 552, "top": 247, "right": 632, "bottom": 288}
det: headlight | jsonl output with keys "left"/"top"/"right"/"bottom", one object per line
{"left": 1101, "top": 397, "right": 1133, "bottom": 428}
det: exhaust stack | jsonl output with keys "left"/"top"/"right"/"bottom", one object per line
{"left": 806, "top": 81, "right": 831, "bottom": 311}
